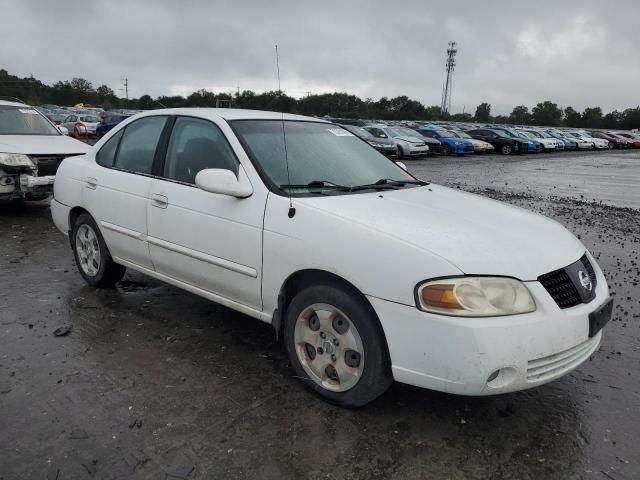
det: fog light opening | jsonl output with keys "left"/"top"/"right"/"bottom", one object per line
{"left": 486, "top": 367, "right": 518, "bottom": 389}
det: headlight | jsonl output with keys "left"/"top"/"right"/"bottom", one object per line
{"left": 367, "top": 141, "right": 384, "bottom": 148}
{"left": 454, "top": 141, "right": 462, "bottom": 146}
{"left": 0, "top": 153, "right": 35, "bottom": 168}
{"left": 416, "top": 277, "right": 536, "bottom": 317}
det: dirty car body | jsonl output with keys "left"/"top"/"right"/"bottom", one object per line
{"left": 51, "top": 108, "right": 612, "bottom": 407}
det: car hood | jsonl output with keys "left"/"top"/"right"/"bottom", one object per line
{"left": 366, "top": 137, "right": 395, "bottom": 146}
{"left": 297, "top": 185, "right": 584, "bottom": 280}
{"left": 394, "top": 136, "right": 424, "bottom": 144}
{"left": 469, "top": 139, "right": 493, "bottom": 148}
{"left": 0, "top": 135, "right": 90, "bottom": 155}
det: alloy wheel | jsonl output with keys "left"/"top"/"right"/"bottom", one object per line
{"left": 294, "top": 303, "right": 365, "bottom": 392}
{"left": 75, "top": 224, "right": 101, "bottom": 277}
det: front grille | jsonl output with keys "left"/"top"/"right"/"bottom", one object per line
{"left": 526, "top": 336, "right": 599, "bottom": 382}
{"left": 538, "top": 269, "right": 582, "bottom": 308}
{"left": 538, "top": 254, "right": 597, "bottom": 309}
{"left": 28, "top": 154, "right": 77, "bottom": 177}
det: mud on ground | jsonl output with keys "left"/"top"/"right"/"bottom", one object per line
{"left": 1, "top": 151, "right": 639, "bottom": 479}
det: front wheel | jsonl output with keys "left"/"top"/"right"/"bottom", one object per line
{"left": 500, "top": 144, "right": 513, "bottom": 155}
{"left": 72, "top": 213, "right": 126, "bottom": 288}
{"left": 608, "top": 141, "right": 614, "bottom": 149}
{"left": 396, "top": 145, "right": 405, "bottom": 159}
{"left": 284, "top": 284, "right": 392, "bottom": 407}
{"left": 441, "top": 144, "right": 452, "bottom": 156}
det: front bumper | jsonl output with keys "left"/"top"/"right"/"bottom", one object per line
{"left": 406, "top": 146, "right": 429, "bottom": 156}
{"left": 369, "top": 256, "right": 609, "bottom": 396}
{"left": 20, "top": 174, "right": 55, "bottom": 195}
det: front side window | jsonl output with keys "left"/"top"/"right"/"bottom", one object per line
{"left": 232, "top": 120, "right": 413, "bottom": 194}
{"left": 163, "top": 116, "right": 239, "bottom": 184}
{"left": 114, "top": 116, "right": 167, "bottom": 174}
{"left": 0, "top": 106, "right": 60, "bottom": 136}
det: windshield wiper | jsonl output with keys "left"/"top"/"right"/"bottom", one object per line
{"left": 347, "top": 178, "right": 428, "bottom": 191}
{"left": 279, "top": 180, "right": 350, "bottom": 190}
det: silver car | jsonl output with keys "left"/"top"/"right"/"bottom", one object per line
{"left": 60, "top": 114, "right": 101, "bottom": 137}
{"left": 364, "top": 125, "right": 429, "bottom": 158}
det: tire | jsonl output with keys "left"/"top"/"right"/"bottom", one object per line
{"left": 500, "top": 143, "right": 513, "bottom": 155}
{"left": 441, "top": 144, "right": 452, "bottom": 156}
{"left": 396, "top": 145, "right": 405, "bottom": 159}
{"left": 608, "top": 141, "right": 614, "bottom": 150}
{"left": 284, "top": 284, "right": 393, "bottom": 407}
{"left": 71, "top": 213, "right": 126, "bottom": 288}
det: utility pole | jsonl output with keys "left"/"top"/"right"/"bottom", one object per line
{"left": 121, "top": 78, "right": 129, "bottom": 100}
{"left": 440, "top": 42, "right": 457, "bottom": 115}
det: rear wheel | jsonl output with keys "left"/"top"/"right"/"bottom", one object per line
{"left": 284, "top": 284, "right": 392, "bottom": 407}
{"left": 72, "top": 213, "right": 126, "bottom": 288}
{"left": 500, "top": 144, "right": 513, "bottom": 155}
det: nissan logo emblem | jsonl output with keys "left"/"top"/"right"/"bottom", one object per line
{"left": 578, "top": 270, "right": 592, "bottom": 292}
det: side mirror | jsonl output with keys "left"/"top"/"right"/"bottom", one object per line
{"left": 195, "top": 165, "right": 253, "bottom": 198}
{"left": 396, "top": 161, "right": 407, "bottom": 170}
{"left": 58, "top": 126, "right": 69, "bottom": 135}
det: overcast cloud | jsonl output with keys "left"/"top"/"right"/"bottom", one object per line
{"left": 2, "top": 0, "right": 639, "bottom": 114}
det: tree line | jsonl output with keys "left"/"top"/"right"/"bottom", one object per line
{"left": 1, "top": 69, "right": 638, "bottom": 129}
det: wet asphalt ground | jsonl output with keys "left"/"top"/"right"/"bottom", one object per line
{"left": 1, "top": 149, "right": 639, "bottom": 480}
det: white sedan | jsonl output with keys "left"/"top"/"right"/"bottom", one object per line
{"left": 51, "top": 109, "right": 612, "bottom": 406}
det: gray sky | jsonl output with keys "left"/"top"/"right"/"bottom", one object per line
{"left": 2, "top": 0, "right": 639, "bottom": 114}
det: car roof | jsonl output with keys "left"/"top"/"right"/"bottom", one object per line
{"left": 131, "top": 108, "right": 328, "bottom": 123}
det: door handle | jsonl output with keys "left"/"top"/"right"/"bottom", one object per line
{"left": 84, "top": 177, "right": 98, "bottom": 189}
{"left": 151, "top": 194, "right": 168, "bottom": 209}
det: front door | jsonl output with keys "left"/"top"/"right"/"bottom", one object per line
{"left": 146, "top": 116, "right": 266, "bottom": 310}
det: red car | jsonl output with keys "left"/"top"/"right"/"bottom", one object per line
{"left": 613, "top": 132, "right": 640, "bottom": 148}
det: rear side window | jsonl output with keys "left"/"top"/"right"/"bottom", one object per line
{"left": 114, "top": 116, "right": 167, "bottom": 174}
{"left": 96, "top": 129, "right": 123, "bottom": 167}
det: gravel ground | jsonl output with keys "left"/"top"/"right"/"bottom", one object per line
{"left": 1, "top": 149, "right": 639, "bottom": 480}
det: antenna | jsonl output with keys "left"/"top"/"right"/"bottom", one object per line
{"left": 276, "top": 44, "right": 295, "bottom": 219}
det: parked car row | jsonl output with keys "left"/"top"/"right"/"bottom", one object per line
{"left": 37, "top": 104, "right": 139, "bottom": 140}
{"left": 330, "top": 116, "right": 640, "bottom": 157}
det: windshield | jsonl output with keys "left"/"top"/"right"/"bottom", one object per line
{"left": 232, "top": 120, "right": 414, "bottom": 194}
{"left": 0, "top": 106, "right": 59, "bottom": 135}
{"left": 452, "top": 130, "right": 472, "bottom": 139}
{"left": 386, "top": 127, "right": 419, "bottom": 139}
{"left": 518, "top": 131, "right": 533, "bottom": 139}
{"left": 342, "top": 125, "right": 375, "bottom": 138}
{"left": 490, "top": 129, "right": 511, "bottom": 139}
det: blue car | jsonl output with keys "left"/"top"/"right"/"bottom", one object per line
{"left": 490, "top": 127, "right": 542, "bottom": 153}
{"left": 96, "top": 113, "right": 132, "bottom": 138}
{"left": 415, "top": 125, "right": 474, "bottom": 155}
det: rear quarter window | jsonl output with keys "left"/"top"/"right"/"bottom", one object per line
{"left": 96, "top": 130, "right": 124, "bottom": 167}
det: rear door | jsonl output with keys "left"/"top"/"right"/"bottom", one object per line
{"left": 146, "top": 115, "right": 265, "bottom": 310}
{"left": 83, "top": 115, "right": 169, "bottom": 269}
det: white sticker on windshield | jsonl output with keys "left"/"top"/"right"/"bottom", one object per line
{"left": 327, "top": 128, "right": 354, "bottom": 137}
{"left": 19, "top": 109, "right": 39, "bottom": 114}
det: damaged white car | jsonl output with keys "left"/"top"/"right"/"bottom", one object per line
{"left": 0, "top": 99, "right": 89, "bottom": 204}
